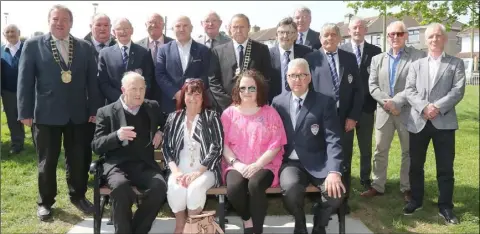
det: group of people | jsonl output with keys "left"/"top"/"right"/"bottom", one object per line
{"left": 1, "top": 3, "right": 466, "bottom": 234}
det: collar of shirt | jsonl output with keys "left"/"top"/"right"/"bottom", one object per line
{"left": 351, "top": 40, "right": 364, "bottom": 54}
{"left": 51, "top": 34, "right": 69, "bottom": 41}
{"left": 387, "top": 47, "right": 405, "bottom": 59}
{"left": 176, "top": 38, "right": 193, "bottom": 49}
{"left": 298, "top": 29, "right": 309, "bottom": 40}
{"left": 91, "top": 36, "right": 111, "bottom": 47}
{"left": 119, "top": 95, "right": 141, "bottom": 115}
{"left": 233, "top": 39, "right": 248, "bottom": 52}
{"left": 279, "top": 45, "right": 294, "bottom": 59}
{"left": 6, "top": 40, "right": 21, "bottom": 52}
{"left": 149, "top": 36, "right": 164, "bottom": 46}
{"left": 428, "top": 51, "right": 445, "bottom": 62}
{"left": 204, "top": 34, "right": 220, "bottom": 43}
{"left": 291, "top": 89, "right": 308, "bottom": 103}
{"left": 322, "top": 48, "right": 339, "bottom": 55}
{"left": 118, "top": 41, "right": 132, "bottom": 54}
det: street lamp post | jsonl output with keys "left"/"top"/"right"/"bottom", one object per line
{"left": 4, "top": 12, "right": 9, "bottom": 25}
{"left": 92, "top": 3, "right": 98, "bottom": 15}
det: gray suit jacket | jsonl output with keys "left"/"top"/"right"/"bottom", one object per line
{"left": 369, "top": 46, "right": 426, "bottom": 128}
{"left": 405, "top": 54, "right": 466, "bottom": 133}
{"left": 17, "top": 33, "right": 101, "bottom": 125}
{"left": 195, "top": 34, "right": 231, "bottom": 48}
{"left": 136, "top": 35, "right": 174, "bottom": 50}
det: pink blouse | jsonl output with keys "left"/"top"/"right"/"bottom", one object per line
{"left": 220, "top": 105, "right": 287, "bottom": 187}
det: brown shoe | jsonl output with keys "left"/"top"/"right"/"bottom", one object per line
{"left": 403, "top": 190, "right": 412, "bottom": 203}
{"left": 360, "top": 187, "right": 384, "bottom": 197}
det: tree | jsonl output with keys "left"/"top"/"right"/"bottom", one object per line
{"left": 345, "top": 0, "right": 479, "bottom": 30}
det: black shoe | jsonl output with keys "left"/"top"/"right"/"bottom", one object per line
{"left": 243, "top": 227, "right": 253, "bottom": 234}
{"left": 403, "top": 202, "right": 422, "bottom": 215}
{"left": 71, "top": 198, "right": 93, "bottom": 215}
{"left": 37, "top": 205, "right": 52, "bottom": 221}
{"left": 311, "top": 226, "right": 327, "bottom": 234}
{"left": 439, "top": 208, "right": 460, "bottom": 225}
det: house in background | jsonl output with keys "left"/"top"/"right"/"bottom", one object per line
{"left": 249, "top": 25, "right": 278, "bottom": 48}
{"left": 456, "top": 27, "right": 479, "bottom": 68}
{"left": 338, "top": 13, "right": 464, "bottom": 55}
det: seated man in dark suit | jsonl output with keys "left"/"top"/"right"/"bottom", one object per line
{"left": 98, "top": 17, "right": 153, "bottom": 104}
{"left": 271, "top": 58, "right": 345, "bottom": 234}
{"left": 155, "top": 16, "right": 210, "bottom": 114}
{"left": 269, "top": 17, "right": 312, "bottom": 102}
{"left": 91, "top": 71, "right": 167, "bottom": 233}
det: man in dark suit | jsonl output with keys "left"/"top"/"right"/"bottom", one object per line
{"left": 136, "top": 13, "right": 173, "bottom": 113}
{"left": 155, "top": 16, "right": 210, "bottom": 114}
{"left": 293, "top": 7, "right": 321, "bottom": 50}
{"left": 98, "top": 17, "right": 154, "bottom": 104}
{"left": 17, "top": 5, "right": 101, "bottom": 221}
{"left": 209, "top": 13, "right": 271, "bottom": 112}
{"left": 84, "top": 13, "right": 116, "bottom": 58}
{"left": 339, "top": 17, "right": 382, "bottom": 190}
{"left": 305, "top": 23, "right": 364, "bottom": 212}
{"left": 1, "top": 24, "right": 25, "bottom": 154}
{"left": 269, "top": 17, "right": 313, "bottom": 102}
{"left": 92, "top": 71, "right": 167, "bottom": 233}
{"left": 272, "top": 58, "right": 345, "bottom": 234}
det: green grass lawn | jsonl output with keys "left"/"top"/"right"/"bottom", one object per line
{"left": 1, "top": 86, "right": 479, "bottom": 233}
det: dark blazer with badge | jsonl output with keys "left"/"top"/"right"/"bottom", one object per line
{"left": 271, "top": 90, "right": 343, "bottom": 178}
{"left": 155, "top": 40, "right": 210, "bottom": 114}
{"left": 91, "top": 99, "right": 166, "bottom": 174}
{"left": 98, "top": 42, "right": 154, "bottom": 104}
{"left": 269, "top": 44, "right": 313, "bottom": 102}
{"left": 339, "top": 42, "right": 381, "bottom": 113}
{"left": 17, "top": 33, "right": 101, "bottom": 125}
{"left": 303, "top": 29, "right": 322, "bottom": 50}
{"left": 208, "top": 39, "right": 271, "bottom": 112}
{"left": 305, "top": 49, "right": 364, "bottom": 124}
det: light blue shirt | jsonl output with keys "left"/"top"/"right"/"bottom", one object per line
{"left": 387, "top": 47, "right": 404, "bottom": 96}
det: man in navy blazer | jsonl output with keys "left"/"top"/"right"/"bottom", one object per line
{"left": 98, "top": 18, "right": 154, "bottom": 104}
{"left": 17, "top": 5, "right": 102, "bottom": 221}
{"left": 269, "top": 17, "right": 313, "bottom": 102}
{"left": 271, "top": 58, "right": 344, "bottom": 234}
{"left": 305, "top": 23, "right": 364, "bottom": 212}
{"left": 1, "top": 24, "right": 25, "bottom": 154}
{"left": 293, "top": 7, "right": 322, "bottom": 50}
{"left": 155, "top": 16, "right": 210, "bottom": 114}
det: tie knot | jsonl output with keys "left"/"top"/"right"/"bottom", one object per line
{"left": 99, "top": 43, "right": 106, "bottom": 48}
{"left": 296, "top": 97, "right": 303, "bottom": 103}
{"left": 5, "top": 47, "right": 10, "bottom": 52}
{"left": 326, "top": 52, "right": 337, "bottom": 56}
{"left": 154, "top": 40, "right": 159, "bottom": 46}
{"left": 285, "top": 51, "right": 291, "bottom": 56}
{"left": 238, "top": 45, "right": 244, "bottom": 50}
{"left": 122, "top": 45, "right": 128, "bottom": 51}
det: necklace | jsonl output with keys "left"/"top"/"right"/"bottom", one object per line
{"left": 186, "top": 115, "right": 199, "bottom": 167}
{"left": 50, "top": 35, "right": 74, "bottom": 83}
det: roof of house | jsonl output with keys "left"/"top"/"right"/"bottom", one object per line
{"left": 456, "top": 51, "right": 479, "bottom": 59}
{"left": 457, "top": 27, "right": 479, "bottom": 37}
{"left": 250, "top": 27, "right": 277, "bottom": 42}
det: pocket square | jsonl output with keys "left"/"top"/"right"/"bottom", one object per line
{"left": 192, "top": 59, "right": 202, "bottom": 62}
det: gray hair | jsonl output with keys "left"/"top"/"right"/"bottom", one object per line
{"left": 320, "top": 23, "right": 341, "bottom": 37}
{"left": 91, "top": 13, "right": 111, "bottom": 25}
{"left": 121, "top": 72, "right": 145, "bottom": 87}
{"left": 387, "top": 21, "right": 407, "bottom": 33}
{"left": 48, "top": 4, "right": 73, "bottom": 23}
{"left": 348, "top": 16, "right": 367, "bottom": 28}
{"left": 425, "top": 23, "right": 446, "bottom": 39}
{"left": 204, "top": 11, "right": 221, "bottom": 21}
{"left": 294, "top": 6, "right": 312, "bottom": 16}
{"left": 288, "top": 58, "right": 311, "bottom": 76}
{"left": 3, "top": 24, "right": 20, "bottom": 34}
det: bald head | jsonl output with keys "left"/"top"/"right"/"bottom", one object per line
{"left": 113, "top": 18, "right": 134, "bottom": 45}
{"left": 174, "top": 16, "right": 193, "bottom": 44}
{"left": 3, "top": 24, "right": 20, "bottom": 44}
{"left": 146, "top": 13, "right": 165, "bottom": 40}
{"left": 90, "top": 13, "right": 111, "bottom": 43}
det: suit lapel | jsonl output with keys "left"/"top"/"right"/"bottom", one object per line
{"left": 225, "top": 41, "right": 237, "bottom": 73}
{"left": 111, "top": 45, "right": 125, "bottom": 72}
{"left": 113, "top": 100, "right": 127, "bottom": 146}
{"left": 170, "top": 41, "right": 184, "bottom": 75}
{"left": 421, "top": 58, "right": 429, "bottom": 93}
{"left": 343, "top": 42, "right": 353, "bottom": 53}
{"left": 432, "top": 55, "right": 452, "bottom": 89}
{"left": 362, "top": 43, "right": 370, "bottom": 65}
{"left": 273, "top": 46, "right": 281, "bottom": 69}
{"left": 381, "top": 54, "right": 390, "bottom": 87}
{"left": 295, "top": 91, "right": 314, "bottom": 132}
{"left": 127, "top": 43, "right": 136, "bottom": 70}
{"left": 281, "top": 93, "right": 295, "bottom": 133}
{"left": 393, "top": 48, "right": 411, "bottom": 87}
{"left": 338, "top": 51, "right": 345, "bottom": 81}
{"left": 184, "top": 41, "right": 197, "bottom": 74}
{"left": 143, "top": 101, "right": 156, "bottom": 141}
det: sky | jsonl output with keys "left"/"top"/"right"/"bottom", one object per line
{"left": 0, "top": 1, "right": 470, "bottom": 42}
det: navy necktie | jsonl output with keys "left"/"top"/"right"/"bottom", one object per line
{"left": 122, "top": 46, "right": 129, "bottom": 69}
{"left": 296, "top": 97, "right": 303, "bottom": 116}
{"left": 355, "top": 44, "right": 361, "bottom": 67}
{"left": 238, "top": 45, "right": 244, "bottom": 70}
{"left": 326, "top": 52, "right": 340, "bottom": 100}
{"left": 297, "top": 32, "right": 304, "bottom": 45}
{"left": 282, "top": 51, "right": 291, "bottom": 92}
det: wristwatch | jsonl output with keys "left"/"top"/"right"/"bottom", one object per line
{"left": 229, "top": 158, "right": 237, "bottom": 165}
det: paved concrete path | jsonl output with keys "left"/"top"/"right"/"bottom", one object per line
{"left": 68, "top": 214, "right": 372, "bottom": 233}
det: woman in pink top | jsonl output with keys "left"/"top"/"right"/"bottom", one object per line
{"left": 221, "top": 70, "right": 287, "bottom": 234}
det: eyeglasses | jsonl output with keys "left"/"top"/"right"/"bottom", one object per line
{"left": 277, "top": 31, "right": 296, "bottom": 36}
{"left": 287, "top": 73, "right": 309, "bottom": 81}
{"left": 239, "top": 86, "right": 257, "bottom": 93}
{"left": 388, "top": 32, "right": 405, "bottom": 38}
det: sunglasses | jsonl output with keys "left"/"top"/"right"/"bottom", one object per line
{"left": 388, "top": 32, "right": 405, "bottom": 38}
{"left": 239, "top": 86, "right": 257, "bottom": 93}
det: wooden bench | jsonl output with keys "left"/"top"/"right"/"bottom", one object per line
{"left": 90, "top": 151, "right": 346, "bottom": 234}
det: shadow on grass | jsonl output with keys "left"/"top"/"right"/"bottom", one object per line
{"left": 53, "top": 208, "right": 84, "bottom": 225}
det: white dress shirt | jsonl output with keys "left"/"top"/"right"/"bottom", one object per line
{"left": 351, "top": 40, "right": 364, "bottom": 57}
{"left": 51, "top": 34, "right": 70, "bottom": 62}
{"left": 176, "top": 39, "right": 192, "bottom": 72}
{"left": 6, "top": 40, "right": 21, "bottom": 56}
{"left": 233, "top": 39, "right": 248, "bottom": 67}
{"left": 279, "top": 45, "right": 294, "bottom": 62}
{"left": 428, "top": 51, "right": 445, "bottom": 91}
{"left": 117, "top": 41, "right": 132, "bottom": 55}
{"left": 288, "top": 90, "right": 309, "bottom": 160}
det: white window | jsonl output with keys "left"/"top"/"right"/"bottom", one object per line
{"left": 408, "top": 30, "right": 420, "bottom": 43}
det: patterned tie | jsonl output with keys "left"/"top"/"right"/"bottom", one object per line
{"left": 122, "top": 46, "right": 129, "bottom": 69}
{"left": 282, "top": 51, "right": 291, "bottom": 92}
{"left": 326, "top": 52, "right": 340, "bottom": 100}
{"left": 296, "top": 97, "right": 303, "bottom": 116}
{"left": 57, "top": 40, "right": 69, "bottom": 63}
{"left": 297, "top": 32, "right": 304, "bottom": 45}
{"left": 238, "top": 45, "right": 244, "bottom": 70}
{"left": 152, "top": 40, "right": 159, "bottom": 64}
{"left": 207, "top": 38, "right": 215, "bottom": 49}
{"left": 355, "top": 44, "right": 362, "bottom": 67}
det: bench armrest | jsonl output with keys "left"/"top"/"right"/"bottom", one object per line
{"left": 89, "top": 157, "right": 106, "bottom": 175}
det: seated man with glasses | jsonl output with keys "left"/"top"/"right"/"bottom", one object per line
{"left": 271, "top": 58, "right": 345, "bottom": 234}
{"left": 92, "top": 72, "right": 167, "bottom": 234}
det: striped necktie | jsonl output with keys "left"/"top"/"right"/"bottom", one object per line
{"left": 122, "top": 46, "right": 129, "bottom": 68}
{"left": 326, "top": 52, "right": 340, "bottom": 100}
{"left": 296, "top": 32, "right": 304, "bottom": 45}
{"left": 355, "top": 44, "right": 361, "bottom": 67}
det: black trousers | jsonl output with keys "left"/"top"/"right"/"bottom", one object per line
{"left": 354, "top": 111, "right": 375, "bottom": 185}
{"left": 339, "top": 126, "right": 354, "bottom": 202}
{"left": 280, "top": 160, "right": 343, "bottom": 233}
{"left": 409, "top": 121, "right": 455, "bottom": 209}
{"left": 226, "top": 169, "right": 274, "bottom": 234}
{"left": 33, "top": 122, "right": 89, "bottom": 207}
{"left": 84, "top": 122, "right": 96, "bottom": 178}
{"left": 1, "top": 90, "right": 25, "bottom": 150}
{"left": 106, "top": 161, "right": 167, "bottom": 234}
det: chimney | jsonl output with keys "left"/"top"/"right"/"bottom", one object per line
{"left": 344, "top": 13, "right": 354, "bottom": 25}
{"left": 251, "top": 25, "right": 260, "bottom": 33}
